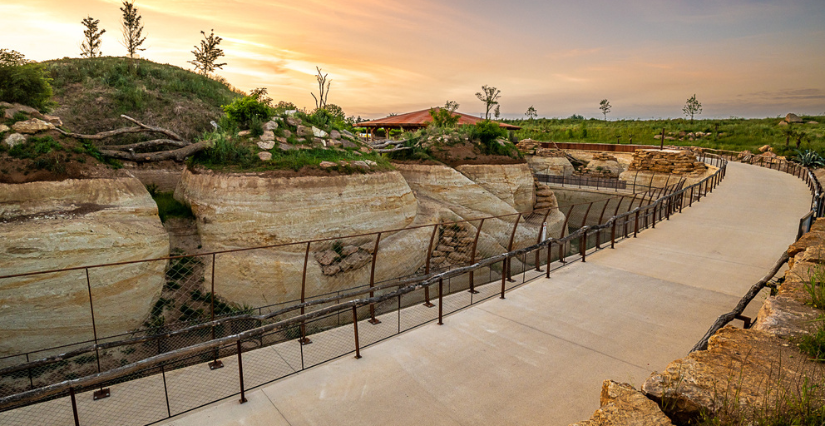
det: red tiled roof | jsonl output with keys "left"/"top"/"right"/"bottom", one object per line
{"left": 357, "top": 108, "right": 521, "bottom": 130}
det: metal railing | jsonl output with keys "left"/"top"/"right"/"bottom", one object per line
{"left": 0, "top": 153, "right": 729, "bottom": 426}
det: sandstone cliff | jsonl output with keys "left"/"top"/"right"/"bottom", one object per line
{"left": 0, "top": 178, "right": 169, "bottom": 356}
{"left": 456, "top": 163, "right": 535, "bottom": 213}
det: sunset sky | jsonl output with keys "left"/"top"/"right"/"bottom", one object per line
{"left": 1, "top": 0, "right": 824, "bottom": 119}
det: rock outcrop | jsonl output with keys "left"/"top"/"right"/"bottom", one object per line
{"left": 571, "top": 380, "right": 673, "bottom": 426}
{"left": 456, "top": 163, "right": 535, "bottom": 213}
{"left": 0, "top": 178, "right": 169, "bottom": 356}
{"left": 174, "top": 169, "right": 430, "bottom": 307}
{"left": 620, "top": 149, "right": 716, "bottom": 188}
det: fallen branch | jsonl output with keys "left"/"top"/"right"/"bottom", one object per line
{"left": 374, "top": 146, "right": 412, "bottom": 153}
{"left": 370, "top": 139, "right": 408, "bottom": 149}
{"left": 102, "top": 139, "right": 190, "bottom": 152}
{"left": 100, "top": 140, "right": 211, "bottom": 162}
{"left": 54, "top": 115, "right": 183, "bottom": 141}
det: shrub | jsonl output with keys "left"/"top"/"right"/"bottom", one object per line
{"left": 0, "top": 50, "right": 55, "bottom": 112}
{"left": 797, "top": 316, "right": 825, "bottom": 362}
{"left": 795, "top": 149, "right": 825, "bottom": 169}
{"left": 8, "top": 136, "right": 63, "bottom": 159}
{"left": 221, "top": 95, "right": 272, "bottom": 129}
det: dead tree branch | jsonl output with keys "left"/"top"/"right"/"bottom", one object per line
{"left": 103, "top": 139, "right": 190, "bottom": 152}
{"left": 100, "top": 140, "right": 212, "bottom": 162}
{"left": 54, "top": 115, "right": 183, "bottom": 141}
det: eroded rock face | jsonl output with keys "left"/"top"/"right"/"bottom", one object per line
{"left": 0, "top": 178, "right": 169, "bottom": 357}
{"left": 642, "top": 326, "right": 822, "bottom": 424}
{"left": 527, "top": 156, "right": 574, "bottom": 177}
{"left": 174, "top": 169, "right": 428, "bottom": 307}
{"left": 570, "top": 380, "right": 673, "bottom": 426}
{"left": 456, "top": 163, "right": 535, "bottom": 213}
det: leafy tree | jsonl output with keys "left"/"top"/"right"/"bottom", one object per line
{"left": 494, "top": 104, "right": 501, "bottom": 119}
{"left": 444, "top": 100, "right": 459, "bottom": 112}
{"left": 311, "top": 66, "right": 330, "bottom": 109}
{"left": 525, "top": 106, "right": 537, "bottom": 120}
{"left": 249, "top": 87, "right": 273, "bottom": 106}
{"left": 475, "top": 85, "right": 501, "bottom": 119}
{"left": 428, "top": 107, "right": 459, "bottom": 128}
{"left": 80, "top": 16, "right": 105, "bottom": 58}
{"left": 222, "top": 95, "right": 272, "bottom": 129}
{"left": 120, "top": 0, "right": 146, "bottom": 59}
{"left": 683, "top": 94, "right": 702, "bottom": 123}
{"left": 189, "top": 29, "right": 226, "bottom": 76}
{"left": 599, "top": 99, "right": 611, "bottom": 121}
{"left": 0, "top": 49, "right": 54, "bottom": 111}
{"left": 323, "top": 104, "right": 346, "bottom": 121}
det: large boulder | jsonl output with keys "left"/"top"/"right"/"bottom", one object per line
{"left": 3, "top": 133, "right": 26, "bottom": 148}
{"left": 0, "top": 178, "right": 169, "bottom": 356}
{"left": 11, "top": 118, "right": 54, "bottom": 134}
{"left": 785, "top": 113, "right": 803, "bottom": 124}
{"left": 527, "top": 156, "right": 574, "bottom": 177}
{"left": 570, "top": 380, "right": 673, "bottom": 426}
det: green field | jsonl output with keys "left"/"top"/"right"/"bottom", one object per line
{"left": 502, "top": 116, "right": 825, "bottom": 157}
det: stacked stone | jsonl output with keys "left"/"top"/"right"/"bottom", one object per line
{"left": 535, "top": 147, "right": 567, "bottom": 158}
{"left": 626, "top": 149, "right": 707, "bottom": 176}
{"left": 533, "top": 179, "right": 559, "bottom": 210}
{"left": 590, "top": 152, "right": 618, "bottom": 162}
{"left": 516, "top": 138, "right": 541, "bottom": 153}
{"left": 315, "top": 243, "right": 374, "bottom": 276}
{"left": 429, "top": 223, "right": 476, "bottom": 270}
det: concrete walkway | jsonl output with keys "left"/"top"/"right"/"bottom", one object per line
{"left": 162, "top": 162, "right": 811, "bottom": 426}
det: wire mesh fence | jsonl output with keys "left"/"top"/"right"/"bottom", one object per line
{"left": 0, "top": 151, "right": 774, "bottom": 426}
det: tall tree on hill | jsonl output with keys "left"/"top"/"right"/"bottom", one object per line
{"left": 189, "top": 29, "right": 226, "bottom": 76}
{"left": 599, "top": 99, "right": 611, "bottom": 121}
{"left": 80, "top": 16, "right": 105, "bottom": 58}
{"left": 525, "top": 105, "right": 537, "bottom": 120}
{"left": 683, "top": 94, "right": 702, "bottom": 123}
{"left": 475, "top": 85, "right": 501, "bottom": 119}
{"left": 311, "top": 66, "right": 331, "bottom": 109}
{"left": 119, "top": 0, "right": 146, "bottom": 59}
{"left": 494, "top": 104, "right": 501, "bottom": 119}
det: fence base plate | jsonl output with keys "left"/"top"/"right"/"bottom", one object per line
{"left": 208, "top": 360, "right": 224, "bottom": 370}
{"left": 93, "top": 388, "right": 110, "bottom": 400}
{"left": 299, "top": 337, "right": 313, "bottom": 345}
{"left": 423, "top": 302, "right": 435, "bottom": 308}
{"left": 368, "top": 318, "right": 382, "bottom": 325}
{"left": 468, "top": 290, "right": 479, "bottom": 294}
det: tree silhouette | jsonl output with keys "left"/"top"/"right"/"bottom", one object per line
{"left": 311, "top": 67, "right": 331, "bottom": 109}
{"left": 525, "top": 106, "right": 537, "bottom": 120}
{"left": 80, "top": 16, "right": 105, "bottom": 58}
{"left": 475, "top": 85, "right": 501, "bottom": 119}
{"left": 189, "top": 29, "right": 226, "bottom": 76}
{"left": 683, "top": 94, "right": 702, "bottom": 123}
{"left": 120, "top": 0, "right": 146, "bottom": 59}
{"left": 599, "top": 99, "right": 611, "bottom": 121}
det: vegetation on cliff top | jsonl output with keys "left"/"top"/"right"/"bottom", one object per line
{"left": 505, "top": 116, "right": 825, "bottom": 157}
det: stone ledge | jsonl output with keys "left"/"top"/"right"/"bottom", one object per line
{"left": 570, "top": 380, "right": 673, "bottom": 426}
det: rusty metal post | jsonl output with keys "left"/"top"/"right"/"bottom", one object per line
{"left": 535, "top": 208, "right": 554, "bottom": 272}
{"left": 299, "top": 242, "right": 312, "bottom": 344}
{"left": 652, "top": 200, "right": 657, "bottom": 228}
{"left": 634, "top": 210, "right": 639, "bottom": 237}
{"left": 610, "top": 220, "right": 616, "bottom": 249}
{"left": 208, "top": 254, "right": 223, "bottom": 369}
{"left": 423, "top": 225, "right": 438, "bottom": 307}
{"left": 500, "top": 254, "right": 507, "bottom": 299}
{"left": 468, "top": 219, "right": 485, "bottom": 294}
{"left": 689, "top": 186, "right": 694, "bottom": 207}
{"left": 85, "top": 269, "right": 111, "bottom": 399}
{"left": 580, "top": 203, "right": 593, "bottom": 229}
{"left": 237, "top": 340, "right": 247, "bottom": 403}
{"left": 70, "top": 387, "right": 80, "bottom": 426}
{"left": 580, "top": 229, "right": 587, "bottom": 262}
{"left": 352, "top": 306, "right": 362, "bottom": 359}
{"left": 438, "top": 278, "right": 444, "bottom": 325}
{"left": 559, "top": 206, "right": 574, "bottom": 263}
{"left": 507, "top": 214, "right": 522, "bottom": 280}
{"left": 546, "top": 241, "right": 552, "bottom": 278}
{"left": 368, "top": 233, "right": 382, "bottom": 324}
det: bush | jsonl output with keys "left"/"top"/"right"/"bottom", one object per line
{"left": 192, "top": 131, "right": 257, "bottom": 167}
{"left": 428, "top": 108, "right": 459, "bottom": 128}
{"left": 0, "top": 58, "right": 55, "bottom": 112}
{"left": 221, "top": 95, "right": 273, "bottom": 129}
{"left": 795, "top": 149, "right": 825, "bottom": 169}
{"left": 9, "top": 136, "right": 63, "bottom": 159}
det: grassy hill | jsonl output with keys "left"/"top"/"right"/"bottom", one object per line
{"left": 44, "top": 57, "right": 243, "bottom": 143}
{"left": 504, "top": 116, "right": 825, "bottom": 156}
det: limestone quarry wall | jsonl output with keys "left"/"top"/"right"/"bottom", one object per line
{"left": 174, "top": 169, "right": 427, "bottom": 307}
{"left": 0, "top": 178, "right": 169, "bottom": 357}
{"left": 455, "top": 164, "right": 535, "bottom": 214}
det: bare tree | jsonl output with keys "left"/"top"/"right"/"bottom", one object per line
{"left": 525, "top": 106, "right": 537, "bottom": 120}
{"left": 599, "top": 99, "right": 611, "bottom": 121}
{"left": 475, "top": 85, "right": 501, "bottom": 119}
{"left": 683, "top": 94, "right": 702, "bottom": 123}
{"left": 311, "top": 66, "right": 331, "bottom": 109}
{"left": 120, "top": 0, "right": 146, "bottom": 59}
{"left": 80, "top": 16, "right": 105, "bottom": 58}
{"left": 188, "top": 29, "right": 226, "bottom": 76}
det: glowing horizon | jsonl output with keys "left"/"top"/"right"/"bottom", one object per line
{"left": 1, "top": 0, "right": 824, "bottom": 120}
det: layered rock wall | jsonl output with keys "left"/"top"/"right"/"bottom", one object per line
{"left": 0, "top": 178, "right": 168, "bottom": 357}
{"left": 456, "top": 163, "right": 535, "bottom": 213}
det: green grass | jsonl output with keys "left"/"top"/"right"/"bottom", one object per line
{"left": 149, "top": 191, "right": 194, "bottom": 223}
{"left": 797, "top": 316, "right": 825, "bottom": 362}
{"left": 8, "top": 135, "right": 62, "bottom": 159}
{"left": 504, "top": 116, "right": 825, "bottom": 157}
